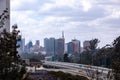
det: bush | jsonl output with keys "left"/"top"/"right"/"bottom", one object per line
{"left": 48, "top": 71, "right": 88, "bottom": 80}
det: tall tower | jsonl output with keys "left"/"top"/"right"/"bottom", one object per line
{"left": 62, "top": 31, "right": 64, "bottom": 39}
{"left": 0, "top": 0, "right": 10, "bottom": 32}
{"left": 44, "top": 38, "right": 55, "bottom": 56}
{"left": 35, "top": 40, "right": 40, "bottom": 46}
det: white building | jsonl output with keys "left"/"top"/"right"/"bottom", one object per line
{"left": 0, "top": 0, "right": 10, "bottom": 32}
{"left": 83, "top": 40, "right": 91, "bottom": 51}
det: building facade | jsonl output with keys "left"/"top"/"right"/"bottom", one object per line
{"left": 83, "top": 40, "right": 90, "bottom": 51}
{"left": 67, "top": 42, "right": 74, "bottom": 54}
{"left": 72, "top": 39, "right": 81, "bottom": 54}
{"left": 67, "top": 39, "right": 81, "bottom": 54}
{"left": 55, "top": 38, "right": 64, "bottom": 61}
{"left": 44, "top": 38, "right": 55, "bottom": 56}
{"left": 35, "top": 40, "right": 40, "bottom": 46}
{"left": 25, "top": 41, "right": 33, "bottom": 53}
{"left": 17, "top": 38, "right": 25, "bottom": 54}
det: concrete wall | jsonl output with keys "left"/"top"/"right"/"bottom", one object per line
{"left": 0, "top": 0, "right": 10, "bottom": 32}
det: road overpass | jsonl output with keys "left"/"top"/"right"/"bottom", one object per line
{"left": 26, "top": 60, "right": 112, "bottom": 80}
{"left": 42, "top": 61, "right": 112, "bottom": 80}
{"left": 43, "top": 61, "right": 111, "bottom": 73}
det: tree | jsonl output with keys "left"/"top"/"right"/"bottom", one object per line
{"left": 111, "top": 36, "right": 120, "bottom": 80}
{"left": 63, "top": 53, "right": 69, "bottom": 62}
{"left": 0, "top": 25, "right": 26, "bottom": 80}
{"left": 80, "top": 38, "right": 100, "bottom": 65}
{"left": 0, "top": 9, "right": 26, "bottom": 80}
{"left": 92, "top": 46, "right": 112, "bottom": 67}
{"left": 89, "top": 38, "right": 100, "bottom": 51}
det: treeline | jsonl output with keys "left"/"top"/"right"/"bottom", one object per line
{"left": 49, "top": 71, "right": 89, "bottom": 80}
{"left": 63, "top": 36, "right": 120, "bottom": 80}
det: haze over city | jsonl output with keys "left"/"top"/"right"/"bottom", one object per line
{"left": 1, "top": 0, "right": 120, "bottom": 80}
{"left": 11, "top": 0, "right": 120, "bottom": 47}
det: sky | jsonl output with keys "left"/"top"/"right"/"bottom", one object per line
{"left": 10, "top": 0, "right": 120, "bottom": 47}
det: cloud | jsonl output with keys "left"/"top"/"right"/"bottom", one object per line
{"left": 11, "top": 0, "right": 120, "bottom": 47}
{"left": 81, "top": 0, "right": 92, "bottom": 12}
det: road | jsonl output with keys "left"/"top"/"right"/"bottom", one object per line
{"left": 27, "top": 61, "right": 112, "bottom": 80}
{"left": 42, "top": 61, "right": 111, "bottom": 79}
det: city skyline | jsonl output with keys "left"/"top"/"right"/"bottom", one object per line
{"left": 11, "top": 0, "right": 120, "bottom": 47}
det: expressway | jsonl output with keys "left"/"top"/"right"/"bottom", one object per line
{"left": 43, "top": 61, "right": 111, "bottom": 73}
{"left": 26, "top": 61, "right": 112, "bottom": 80}
{"left": 42, "top": 61, "right": 112, "bottom": 79}
{"left": 26, "top": 66, "right": 89, "bottom": 79}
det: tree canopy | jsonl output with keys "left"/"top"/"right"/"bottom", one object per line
{"left": 0, "top": 9, "right": 26, "bottom": 80}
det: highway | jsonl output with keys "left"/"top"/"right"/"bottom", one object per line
{"left": 43, "top": 61, "right": 111, "bottom": 73}
{"left": 26, "top": 61, "right": 112, "bottom": 80}
{"left": 26, "top": 66, "right": 89, "bottom": 79}
{"left": 42, "top": 61, "right": 111, "bottom": 79}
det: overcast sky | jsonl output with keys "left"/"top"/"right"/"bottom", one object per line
{"left": 11, "top": 0, "right": 120, "bottom": 47}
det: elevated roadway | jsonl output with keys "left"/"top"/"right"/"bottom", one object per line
{"left": 42, "top": 61, "right": 112, "bottom": 79}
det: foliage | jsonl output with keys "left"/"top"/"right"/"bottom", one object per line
{"left": 49, "top": 71, "right": 89, "bottom": 80}
{"left": 111, "top": 36, "right": 120, "bottom": 80}
{"left": 92, "top": 47, "right": 112, "bottom": 67}
{"left": 80, "top": 38, "right": 99, "bottom": 65}
{"left": 89, "top": 38, "right": 100, "bottom": 51}
{"left": 80, "top": 51, "right": 92, "bottom": 65}
{"left": 0, "top": 24, "right": 26, "bottom": 80}
{"left": 63, "top": 53, "right": 70, "bottom": 62}
{"left": 0, "top": 8, "right": 27, "bottom": 80}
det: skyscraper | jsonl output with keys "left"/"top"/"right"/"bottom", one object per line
{"left": 72, "top": 39, "right": 81, "bottom": 54}
{"left": 67, "top": 39, "right": 81, "bottom": 54}
{"left": 35, "top": 40, "right": 40, "bottom": 46}
{"left": 17, "top": 38, "right": 25, "bottom": 54}
{"left": 44, "top": 32, "right": 65, "bottom": 61}
{"left": 55, "top": 38, "right": 64, "bottom": 61}
{"left": 44, "top": 38, "right": 55, "bottom": 56}
{"left": 83, "top": 40, "right": 90, "bottom": 51}
{"left": 0, "top": 0, "right": 10, "bottom": 32}
{"left": 55, "top": 32, "right": 65, "bottom": 61}
{"left": 25, "top": 41, "right": 33, "bottom": 53}
{"left": 67, "top": 42, "right": 74, "bottom": 54}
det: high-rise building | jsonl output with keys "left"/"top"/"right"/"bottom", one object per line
{"left": 44, "top": 32, "right": 65, "bottom": 61}
{"left": 0, "top": 0, "right": 10, "bottom": 32}
{"left": 44, "top": 38, "right": 55, "bottom": 56}
{"left": 55, "top": 38, "right": 64, "bottom": 61}
{"left": 35, "top": 40, "right": 40, "bottom": 46}
{"left": 17, "top": 38, "right": 25, "bottom": 54}
{"left": 67, "top": 42, "right": 74, "bottom": 54}
{"left": 25, "top": 41, "right": 33, "bottom": 53}
{"left": 72, "top": 39, "right": 81, "bottom": 54}
{"left": 28, "top": 41, "right": 33, "bottom": 49}
{"left": 83, "top": 40, "right": 90, "bottom": 51}
{"left": 54, "top": 31, "right": 65, "bottom": 61}
{"left": 67, "top": 39, "right": 81, "bottom": 54}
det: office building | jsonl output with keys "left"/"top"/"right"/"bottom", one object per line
{"left": 35, "top": 40, "right": 40, "bottom": 46}
{"left": 67, "top": 39, "right": 81, "bottom": 54}
{"left": 17, "top": 38, "right": 25, "bottom": 54}
{"left": 72, "top": 39, "right": 81, "bottom": 54}
{"left": 67, "top": 42, "right": 74, "bottom": 54}
{"left": 25, "top": 41, "right": 33, "bottom": 53}
{"left": 55, "top": 38, "right": 64, "bottom": 61}
{"left": 83, "top": 40, "right": 90, "bottom": 51}
{"left": 44, "top": 38, "right": 55, "bottom": 56}
{"left": 44, "top": 32, "right": 65, "bottom": 61}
